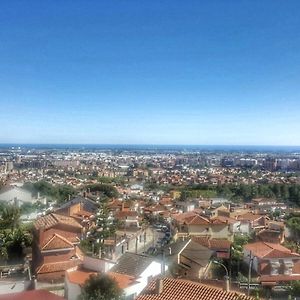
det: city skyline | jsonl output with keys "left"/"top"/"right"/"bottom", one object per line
{"left": 1, "top": 1, "right": 300, "bottom": 145}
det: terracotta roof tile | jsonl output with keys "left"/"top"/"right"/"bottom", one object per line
{"left": 193, "top": 236, "right": 232, "bottom": 250}
{"left": 136, "top": 278, "right": 254, "bottom": 300}
{"left": 34, "top": 213, "right": 82, "bottom": 230}
{"left": 244, "top": 241, "right": 300, "bottom": 259}
{"left": 66, "top": 268, "right": 97, "bottom": 286}
{"left": 0, "top": 290, "right": 64, "bottom": 300}
{"left": 42, "top": 233, "right": 74, "bottom": 251}
{"left": 108, "top": 271, "right": 138, "bottom": 289}
{"left": 37, "top": 259, "right": 81, "bottom": 274}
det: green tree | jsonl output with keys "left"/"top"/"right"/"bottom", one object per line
{"left": 286, "top": 217, "right": 300, "bottom": 239}
{"left": 80, "top": 274, "right": 123, "bottom": 300}
{"left": 87, "top": 184, "right": 118, "bottom": 199}
{"left": 0, "top": 205, "right": 20, "bottom": 232}
{"left": 91, "top": 200, "right": 115, "bottom": 252}
{"left": 287, "top": 280, "right": 300, "bottom": 297}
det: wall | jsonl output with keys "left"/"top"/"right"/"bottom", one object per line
{"left": 188, "top": 224, "right": 231, "bottom": 239}
{"left": 65, "top": 276, "right": 81, "bottom": 300}
{"left": 83, "top": 256, "right": 114, "bottom": 272}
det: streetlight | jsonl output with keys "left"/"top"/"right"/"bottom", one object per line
{"left": 211, "top": 259, "right": 230, "bottom": 292}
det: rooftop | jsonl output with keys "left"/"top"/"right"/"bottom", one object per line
{"left": 136, "top": 277, "right": 254, "bottom": 300}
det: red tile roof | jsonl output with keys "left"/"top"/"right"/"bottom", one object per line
{"left": 108, "top": 271, "right": 138, "bottom": 289}
{"left": 192, "top": 236, "right": 232, "bottom": 250}
{"left": 244, "top": 241, "right": 300, "bottom": 259}
{"left": 66, "top": 268, "right": 97, "bottom": 286}
{"left": 136, "top": 278, "right": 254, "bottom": 300}
{"left": 260, "top": 274, "right": 300, "bottom": 283}
{"left": 0, "top": 290, "right": 64, "bottom": 300}
{"left": 34, "top": 213, "right": 82, "bottom": 230}
{"left": 37, "top": 259, "right": 81, "bottom": 274}
{"left": 237, "top": 213, "right": 265, "bottom": 222}
{"left": 42, "top": 233, "right": 74, "bottom": 251}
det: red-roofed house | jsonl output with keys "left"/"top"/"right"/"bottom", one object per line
{"left": 243, "top": 241, "right": 300, "bottom": 285}
{"left": 33, "top": 213, "right": 83, "bottom": 282}
{"left": 173, "top": 213, "right": 232, "bottom": 240}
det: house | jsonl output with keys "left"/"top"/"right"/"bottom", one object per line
{"left": 178, "top": 239, "right": 213, "bottom": 280}
{"left": 65, "top": 255, "right": 115, "bottom": 300}
{"left": 0, "top": 290, "right": 64, "bottom": 300}
{"left": 32, "top": 213, "right": 83, "bottom": 282}
{"left": 55, "top": 196, "right": 98, "bottom": 217}
{"left": 136, "top": 277, "right": 254, "bottom": 300}
{"left": 243, "top": 241, "right": 300, "bottom": 286}
{"left": 175, "top": 213, "right": 233, "bottom": 240}
{"left": 115, "top": 210, "right": 140, "bottom": 228}
{"left": 101, "top": 226, "right": 154, "bottom": 261}
{"left": 249, "top": 198, "right": 287, "bottom": 215}
{"left": 237, "top": 212, "right": 269, "bottom": 234}
{"left": 175, "top": 200, "right": 195, "bottom": 213}
{"left": 192, "top": 236, "right": 232, "bottom": 259}
{"left": 257, "top": 221, "right": 285, "bottom": 244}
{"left": 109, "top": 252, "right": 165, "bottom": 299}
{"left": 55, "top": 196, "right": 97, "bottom": 231}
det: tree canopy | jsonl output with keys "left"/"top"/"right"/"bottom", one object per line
{"left": 80, "top": 274, "right": 122, "bottom": 300}
{"left": 86, "top": 183, "right": 118, "bottom": 199}
{"left": 24, "top": 181, "right": 76, "bottom": 204}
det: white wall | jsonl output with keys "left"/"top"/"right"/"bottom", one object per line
{"left": 129, "top": 261, "right": 165, "bottom": 297}
{"left": 83, "top": 256, "right": 115, "bottom": 272}
{"left": 65, "top": 276, "right": 81, "bottom": 300}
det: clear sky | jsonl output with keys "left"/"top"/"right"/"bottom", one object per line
{"left": 1, "top": 0, "right": 300, "bottom": 145}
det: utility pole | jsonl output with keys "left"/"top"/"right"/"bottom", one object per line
{"left": 247, "top": 251, "right": 253, "bottom": 296}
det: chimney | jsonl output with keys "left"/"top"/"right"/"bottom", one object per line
{"left": 155, "top": 278, "right": 164, "bottom": 295}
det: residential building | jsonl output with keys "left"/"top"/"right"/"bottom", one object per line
{"left": 244, "top": 241, "right": 300, "bottom": 286}
{"left": 32, "top": 213, "right": 83, "bottom": 282}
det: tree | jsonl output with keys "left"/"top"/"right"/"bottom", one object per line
{"left": 287, "top": 280, "right": 300, "bottom": 297}
{"left": 286, "top": 217, "right": 300, "bottom": 239}
{"left": 0, "top": 205, "right": 20, "bottom": 232}
{"left": 89, "top": 199, "right": 115, "bottom": 256}
{"left": 87, "top": 184, "right": 118, "bottom": 199}
{"left": 80, "top": 274, "right": 123, "bottom": 300}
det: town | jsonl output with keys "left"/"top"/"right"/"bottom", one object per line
{"left": 0, "top": 145, "right": 299, "bottom": 299}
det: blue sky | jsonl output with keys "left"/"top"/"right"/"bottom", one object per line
{"left": 1, "top": 0, "right": 300, "bottom": 145}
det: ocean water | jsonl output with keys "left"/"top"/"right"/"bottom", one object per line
{"left": 0, "top": 144, "right": 300, "bottom": 153}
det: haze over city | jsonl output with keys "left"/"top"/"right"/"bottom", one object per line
{"left": 1, "top": 1, "right": 300, "bottom": 145}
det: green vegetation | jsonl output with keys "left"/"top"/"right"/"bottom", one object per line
{"left": 97, "top": 176, "right": 125, "bottom": 185}
{"left": 287, "top": 280, "right": 300, "bottom": 297}
{"left": 286, "top": 216, "right": 300, "bottom": 239}
{"left": 0, "top": 204, "right": 32, "bottom": 264}
{"left": 86, "top": 183, "right": 118, "bottom": 199}
{"left": 24, "top": 180, "right": 76, "bottom": 204}
{"left": 0, "top": 205, "right": 21, "bottom": 232}
{"left": 80, "top": 274, "right": 123, "bottom": 300}
{"left": 174, "top": 183, "right": 300, "bottom": 204}
{"left": 179, "top": 188, "right": 217, "bottom": 200}
{"left": 231, "top": 234, "right": 251, "bottom": 278}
